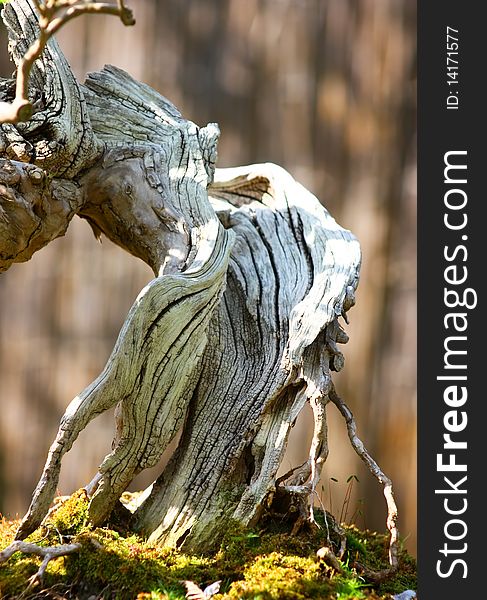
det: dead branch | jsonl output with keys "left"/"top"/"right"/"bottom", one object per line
{"left": 0, "top": 539, "right": 81, "bottom": 586}
{"left": 0, "top": 0, "right": 134, "bottom": 124}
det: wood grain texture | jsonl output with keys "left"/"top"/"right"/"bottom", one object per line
{"left": 2, "top": 1, "right": 363, "bottom": 551}
{"left": 134, "top": 164, "right": 360, "bottom": 548}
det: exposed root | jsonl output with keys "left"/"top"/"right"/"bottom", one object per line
{"left": 0, "top": 540, "right": 81, "bottom": 587}
{"left": 312, "top": 489, "right": 347, "bottom": 557}
{"left": 84, "top": 471, "right": 102, "bottom": 497}
{"left": 267, "top": 483, "right": 311, "bottom": 534}
{"left": 352, "top": 561, "right": 398, "bottom": 584}
{"left": 329, "top": 382, "right": 399, "bottom": 573}
{"left": 307, "top": 393, "right": 329, "bottom": 525}
{"left": 318, "top": 544, "right": 397, "bottom": 585}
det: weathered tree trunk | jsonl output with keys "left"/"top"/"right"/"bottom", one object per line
{"left": 0, "top": 0, "right": 386, "bottom": 554}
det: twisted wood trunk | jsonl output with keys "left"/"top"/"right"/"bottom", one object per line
{"left": 1, "top": 1, "right": 368, "bottom": 552}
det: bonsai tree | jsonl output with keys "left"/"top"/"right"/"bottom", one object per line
{"left": 0, "top": 0, "right": 399, "bottom": 584}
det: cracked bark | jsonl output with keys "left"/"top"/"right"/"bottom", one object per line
{"left": 1, "top": 0, "right": 397, "bottom": 560}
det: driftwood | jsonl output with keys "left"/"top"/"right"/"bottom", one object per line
{"left": 0, "top": 0, "right": 398, "bottom": 564}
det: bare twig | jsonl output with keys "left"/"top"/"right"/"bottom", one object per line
{"left": 0, "top": 0, "right": 135, "bottom": 124}
{"left": 0, "top": 540, "right": 81, "bottom": 586}
{"left": 328, "top": 382, "right": 399, "bottom": 572}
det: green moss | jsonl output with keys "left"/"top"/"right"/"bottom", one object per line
{"left": 0, "top": 495, "right": 416, "bottom": 599}
{"left": 342, "top": 526, "right": 417, "bottom": 596}
{"left": 47, "top": 488, "right": 90, "bottom": 536}
{"left": 226, "top": 552, "right": 332, "bottom": 599}
{"left": 66, "top": 529, "right": 223, "bottom": 598}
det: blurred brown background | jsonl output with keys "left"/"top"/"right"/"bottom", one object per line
{"left": 0, "top": 0, "right": 417, "bottom": 554}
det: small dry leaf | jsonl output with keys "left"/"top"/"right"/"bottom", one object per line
{"left": 182, "top": 579, "right": 222, "bottom": 599}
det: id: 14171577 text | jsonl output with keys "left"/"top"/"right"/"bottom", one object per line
{"left": 446, "top": 26, "right": 459, "bottom": 110}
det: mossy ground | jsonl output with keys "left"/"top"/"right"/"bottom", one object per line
{"left": 0, "top": 490, "right": 416, "bottom": 599}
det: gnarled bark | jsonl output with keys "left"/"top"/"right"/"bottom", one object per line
{"left": 1, "top": 0, "right": 398, "bottom": 561}
{"left": 0, "top": 157, "right": 81, "bottom": 269}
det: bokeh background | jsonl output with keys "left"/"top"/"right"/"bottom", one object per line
{"left": 0, "top": 0, "right": 417, "bottom": 554}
